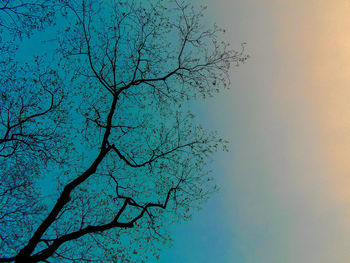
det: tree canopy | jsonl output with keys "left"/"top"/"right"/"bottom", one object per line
{"left": 0, "top": 0, "right": 247, "bottom": 262}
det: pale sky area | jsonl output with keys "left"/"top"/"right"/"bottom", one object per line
{"left": 5, "top": 1, "right": 350, "bottom": 262}
{"left": 158, "top": 0, "right": 350, "bottom": 262}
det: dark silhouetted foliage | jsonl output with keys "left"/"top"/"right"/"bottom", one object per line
{"left": 0, "top": 1, "right": 247, "bottom": 262}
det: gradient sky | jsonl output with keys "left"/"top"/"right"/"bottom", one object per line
{"left": 157, "top": 0, "right": 350, "bottom": 262}
{"left": 12, "top": 1, "right": 350, "bottom": 262}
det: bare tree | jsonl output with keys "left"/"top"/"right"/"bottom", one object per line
{"left": 0, "top": 55, "right": 66, "bottom": 261}
{"left": 0, "top": 0, "right": 56, "bottom": 38}
{"left": 0, "top": 0, "right": 248, "bottom": 262}
{"left": 0, "top": 0, "right": 66, "bottom": 259}
{"left": 0, "top": 0, "right": 65, "bottom": 162}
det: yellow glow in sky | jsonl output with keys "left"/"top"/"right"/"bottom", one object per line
{"left": 276, "top": 0, "right": 350, "bottom": 202}
{"left": 204, "top": 0, "right": 350, "bottom": 261}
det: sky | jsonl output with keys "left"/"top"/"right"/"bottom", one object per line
{"left": 5, "top": 1, "right": 350, "bottom": 262}
{"left": 157, "top": 0, "right": 350, "bottom": 262}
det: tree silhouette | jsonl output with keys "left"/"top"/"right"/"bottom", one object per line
{"left": 0, "top": 0, "right": 247, "bottom": 262}
{"left": 0, "top": 0, "right": 56, "bottom": 38}
{"left": 0, "top": 0, "right": 65, "bottom": 259}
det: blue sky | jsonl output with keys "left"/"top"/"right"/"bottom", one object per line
{"left": 6, "top": 1, "right": 350, "bottom": 262}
